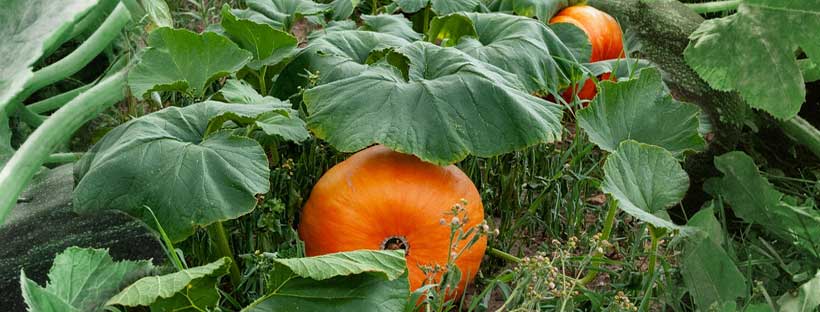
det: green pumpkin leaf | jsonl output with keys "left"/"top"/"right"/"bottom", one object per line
{"left": 273, "top": 250, "right": 407, "bottom": 281}
{"left": 221, "top": 5, "right": 298, "bottom": 71}
{"left": 107, "top": 258, "right": 231, "bottom": 310}
{"left": 74, "top": 102, "right": 274, "bottom": 242}
{"left": 549, "top": 22, "right": 592, "bottom": 64}
{"left": 20, "top": 247, "right": 154, "bottom": 312}
{"left": 709, "top": 152, "right": 820, "bottom": 257}
{"left": 395, "top": 0, "right": 482, "bottom": 15}
{"left": 577, "top": 67, "right": 706, "bottom": 157}
{"left": 681, "top": 207, "right": 747, "bottom": 310}
{"left": 304, "top": 41, "right": 563, "bottom": 165}
{"left": 778, "top": 271, "right": 820, "bottom": 312}
{"left": 273, "top": 30, "right": 410, "bottom": 98}
{"left": 361, "top": 14, "right": 422, "bottom": 42}
{"left": 220, "top": 79, "right": 291, "bottom": 106}
{"left": 0, "top": 0, "right": 99, "bottom": 111}
{"left": 242, "top": 250, "right": 409, "bottom": 312}
{"left": 243, "top": 0, "right": 327, "bottom": 30}
{"left": 486, "top": 0, "right": 583, "bottom": 20}
{"left": 128, "top": 27, "right": 252, "bottom": 99}
{"left": 683, "top": 0, "right": 820, "bottom": 120}
{"left": 431, "top": 13, "right": 582, "bottom": 92}
{"left": 327, "top": 0, "right": 360, "bottom": 20}
{"left": 602, "top": 140, "right": 690, "bottom": 231}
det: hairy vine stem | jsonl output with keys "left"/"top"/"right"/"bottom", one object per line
{"left": 780, "top": 116, "right": 820, "bottom": 160}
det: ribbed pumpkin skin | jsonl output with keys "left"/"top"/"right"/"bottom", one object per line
{"left": 298, "top": 145, "right": 487, "bottom": 295}
{"left": 551, "top": 5, "right": 624, "bottom": 101}
{"left": 550, "top": 5, "right": 623, "bottom": 62}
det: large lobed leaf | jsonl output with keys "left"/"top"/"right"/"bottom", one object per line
{"left": 395, "top": 0, "right": 482, "bottom": 15}
{"left": 221, "top": 5, "right": 299, "bottom": 72}
{"left": 578, "top": 67, "right": 706, "bottom": 157}
{"left": 242, "top": 0, "right": 327, "bottom": 30}
{"left": 73, "top": 102, "right": 275, "bottom": 242}
{"left": 602, "top": 140, "right": 690, "bottom": 231}
{"left": 107, "top": 258, "right": 231, "bottom": 310}
{"left": 0, "top": 0, "right": 99, "bottom": 112}
{"left": 273, "top": 30, "right": 411, "bottom": 98}
{"left": 684, "top": 0, "right": 820, "bottom": 120}
{"left": 243, "top": 250, "right": 409, "bottom": 312}
{"left": 361, "top": 14, "right": 422, "bottom": 42}
{"left": 304, "top": 41, "right": 564, "bottom": 165}
{"left": 429, "top": 12, "right": 584, "bottom": 93}
{"left": 128, "top": 27, "right": 252, "bottom": 99}
{"left": 20, "top": 247, "right": 154, "bottom": 312}
{"left": 486, "top": 0, "right": 583, "bottom": 20}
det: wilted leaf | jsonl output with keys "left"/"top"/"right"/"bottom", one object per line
{"left": 684, "top": 0, "right": 820, "bottom": 119}
{"left": 304, "top": 41, "right": 563, "bottom": 165}
{"left": 20, "top": 247, "right": 153, "bottom": 312}
{"left": 74, "top": 102, "right": 274, "bottom": 242}
{"left": 128, "top": 27, "right": 252, "bottom": 98}
{"left": 578, "top": 67, "right": 706, "bottom": 156}
{"left": 602, "top": 140, "right": 690, "bottom": 231}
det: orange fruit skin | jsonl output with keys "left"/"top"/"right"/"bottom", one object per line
{"left": 551, "top": 5, "right": 624, "bottom": 102}
{"left": 550, "top": 5, "right": 624, "bottom": 62}
{"left": 299, "top": 145, "right": 487, "bottom": 297}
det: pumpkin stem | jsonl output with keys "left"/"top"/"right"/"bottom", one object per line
{"left": 381, "top": 236, "right": 409, "bottom": 255}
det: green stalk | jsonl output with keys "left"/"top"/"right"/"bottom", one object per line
{"left": 638, "top": 225, "right": 661, "bottom": 312}
{"left": 488, "top": 247, "right": 521, "bottom": 263}
{"left": 14, "top": 104, "right": 46, "bottom": 127}
{"left": 685, "top": 0, "right": 741, "bottom": 14}
{"left": 422, "top": 4, "right": 431, "bottom": 34}
{"left": 208, "top": 222, "right": 242, "bottom": 286}
{"left": 0, "top": 70, "right": 126, "bottom": 224}
{"left": 45, "top": 152, "right": 83, "bottom": 164}
{"left": 2, "top": 3, "right": 130, "bottom": 115}
{"left": 28, "top": 84, "right": 93, "bottom": 114}
{"left": 579, "top": 200, "right": 618, "bottom": 285}
{"left": 258, "top": 67, "right": 268, "bottom": 97}
{"left": 372, "top": 0, "right": 379, "bottom": 14}
{"left": 780, "top": 116, "right": 820, "bottom": 159}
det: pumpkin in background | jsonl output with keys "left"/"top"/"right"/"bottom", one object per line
{"left": 299, "top": 145, "right": 487, "bottom": 296}
{"left": 551, "top": 5, "right": 624, "bottom": 102}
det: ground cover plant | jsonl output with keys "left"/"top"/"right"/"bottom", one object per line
{"left": 0, "top": 0, "right": 819, "bottom": 311}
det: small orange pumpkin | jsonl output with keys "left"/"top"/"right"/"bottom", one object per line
{"left": 299, "top": 145, "right": 487, "bottom": 296}
{"left": 551, "top": 5, "right": 624, "bottom": 101}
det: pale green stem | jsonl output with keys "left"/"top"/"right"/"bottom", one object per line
{"left": 0, "top": 70, "right": 126, "bottom": 224}
{"left": 208, "top": 222, "right": 242, "bottom": 286}
{"left": 2, "top": 3, "right": 130, "bottom": 115}
{"left": 44, "top": 152, "right": 83, "bottom": 164}
{"left": 780, "top": 116, "right": 820, "bottom": 160}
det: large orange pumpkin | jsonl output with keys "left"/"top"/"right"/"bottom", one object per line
{"left": 551, "top": 5, "right": 624, "bottom": 101}
{"left": 299, "top": 145, "right": 487, "bottom": 296}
